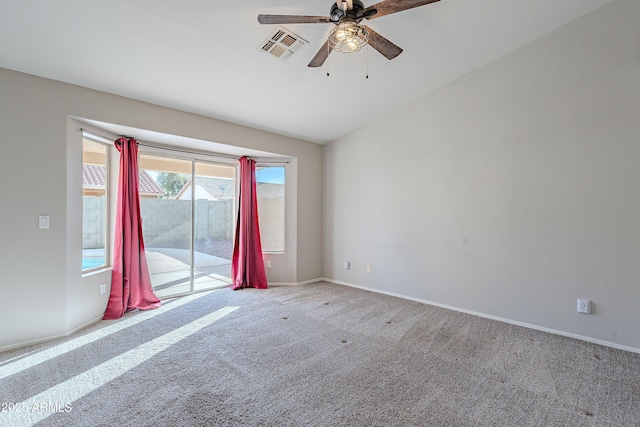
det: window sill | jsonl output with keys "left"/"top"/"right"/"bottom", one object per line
{"left": 82, "top": 267, "right": 112, "bottom": 278}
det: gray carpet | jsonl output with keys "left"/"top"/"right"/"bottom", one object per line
{"left": 1, "top": 281, "right": 639, "bottom": 426}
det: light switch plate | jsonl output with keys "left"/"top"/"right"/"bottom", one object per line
{"left": 39, "top": 215, "right": 50, "bottom": 229}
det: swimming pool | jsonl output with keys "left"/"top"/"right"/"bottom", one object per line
{"left": 82, "top": 257, "right": 105, "bottom": 270}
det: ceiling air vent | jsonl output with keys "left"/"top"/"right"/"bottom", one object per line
{"left": 260, "top": 26, "right": 307, "bottom": 62}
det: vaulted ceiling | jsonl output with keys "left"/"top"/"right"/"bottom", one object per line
{"left": 0, "top": 0, "right": 615, "bottom": 144}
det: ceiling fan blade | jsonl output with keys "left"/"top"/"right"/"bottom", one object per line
{"left": 258, "top": 14, "right": 331, "bottom": 24}
{"left": 308, "top": 39, "right": 332, "bottom": 67}
{"left": 360, "top": 9, "right": 378, "bottom": 19}
{"left": 364, "top": 0, "right": 440, "bottom": 20}
{"left": 363, "top": 26, "right": 403, "bottom": 60}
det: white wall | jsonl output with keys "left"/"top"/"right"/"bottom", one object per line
{"left": 324, "top": 0, "right": 640, "bottom": 351}
{"left": 0, "top": 68, "right": 323, "bottom": 350}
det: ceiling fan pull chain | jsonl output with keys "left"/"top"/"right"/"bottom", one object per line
{"left": 326, "top": 42, "right": 331, "bottom": 77}
{"left": 366, "top": 45, "right": 369, "bottom": 79}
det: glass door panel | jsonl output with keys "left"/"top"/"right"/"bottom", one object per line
{"left": 139, "top": 154, "right": 193, "bottom": 299}
{"left": 193, "top": 162, "right": 235, "bottom": 291}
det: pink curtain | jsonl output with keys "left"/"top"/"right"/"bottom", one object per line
{"left": 231, "top": 157, "right": 268, "bottom": 290}
{"left": 103, "top": 137, "right": 161, "bottom": 320}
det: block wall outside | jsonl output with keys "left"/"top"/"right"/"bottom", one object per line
{"left": 258, "top": 197, "right": 285, "bottom": 252}
{"left": 82, "top": 196, "right": 106, "bottom": 249}
{"left": 82, "top": 197, "right": 233, "bottom": 249}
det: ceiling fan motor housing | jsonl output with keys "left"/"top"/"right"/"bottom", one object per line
{"left": 330, "top": 0, "right": 366, "bottom": 22}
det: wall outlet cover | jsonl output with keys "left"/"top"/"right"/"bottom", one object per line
{"left": 577, "top": 298, "right": 591, "bottom": 314}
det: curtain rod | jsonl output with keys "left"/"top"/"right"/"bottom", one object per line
{"left": 81, "top": 128, "right": 114, "bottom": 143}
{"left": 80, "top": 128, "right": 290, "bottom": 164}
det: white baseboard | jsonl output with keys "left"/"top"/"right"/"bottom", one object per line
{"left": 0, "top": 315, "right": 104, "bottom": 353}
{"left": 320, "top": 278, "right": 640, "bottom": 355}
{"left": 268, "top": 278, "right": 324, "bottom": 287}
{"left": 268, "top": 282, "right": 298, "bottom": 287}
{"left": 297, "top": 278, "right": 325, "bottom": 286}
{"left": 67, "top": 315, "right": 105, "bottom": 337}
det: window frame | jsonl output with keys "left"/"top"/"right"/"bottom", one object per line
{"left": 81, "top": 134, "right": 111, "bottom": 273}
{"left": 255, "top": 163, "right": 286, "bottom": 254}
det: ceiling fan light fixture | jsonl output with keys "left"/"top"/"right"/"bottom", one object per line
{"left": 328, "top": 19, "right": 368, "bottom": 53}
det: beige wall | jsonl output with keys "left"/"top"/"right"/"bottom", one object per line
{"left": 0, "top": 68, "right": 323, "bottom": 350}
{"left": 324, "top": 0, "right": 640, "bottom": 351}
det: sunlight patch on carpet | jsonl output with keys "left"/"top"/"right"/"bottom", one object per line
{"left": 0, "top": 290, "right": 218, "bottom": 381}
{"left": 3, "top": 306, "right": 239, "bottom": 426}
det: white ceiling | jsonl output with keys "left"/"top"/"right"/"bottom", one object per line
{"left": 0, "top": 0, "right": 615, "bottom": 144}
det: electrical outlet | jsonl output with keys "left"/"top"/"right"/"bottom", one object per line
{"left": 577, "top": 298, "right": 591, "bottom": 314}
{"left": 344, "top": 261, "right": 351, "bottom": 270}
{"left": 266, "top": 260, "right": 272, "bottom": 269}
{"left": 100, "top": 283, "right": 107, "bottom": 295}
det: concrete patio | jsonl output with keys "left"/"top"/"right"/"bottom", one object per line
{"left": 145, "top": 248, "right": 231, "bottom": 298}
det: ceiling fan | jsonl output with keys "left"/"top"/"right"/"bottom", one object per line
{"left": 257, "top": 0, "right": 440, "bottom": 67}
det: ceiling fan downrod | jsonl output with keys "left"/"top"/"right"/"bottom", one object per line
{"left": 336, "top": 0, "right": 354, "bottom": 11}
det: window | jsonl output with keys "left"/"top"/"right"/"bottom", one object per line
{"left": 256, "top": 165, "right": 285, "bottom": 253}
{"left": 82, "top": 137, "right": 109, "bottom": 271}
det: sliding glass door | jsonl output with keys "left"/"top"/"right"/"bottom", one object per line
{"left": 192, "top": 161, "right": 235, "bottom": 291}
{"left": 139, "top": 152, "right": 235, "bottom": 299}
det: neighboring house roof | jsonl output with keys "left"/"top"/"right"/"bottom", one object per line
{"left": 176, "top": 177, "right": 284, "bottom": 200}
{"left": 83, "top": 164, "right": 106, "bottom": 189}
{"left": 83, "top": 164, "right": 164, "bottom": 195}
{"left": 138, "top": 170, "right": 164, "bottom": 195}
{"left": 176, "top": 176, "right": 235, "bottom": 200}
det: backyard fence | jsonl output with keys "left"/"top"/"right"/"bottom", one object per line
{"left": 83, "top": 197, "right": 233, "bottom": 250}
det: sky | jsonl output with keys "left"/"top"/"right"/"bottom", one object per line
{"left": 145, "top": 166, "right": 284, "bottom": 184}
{"left": 256, "top": 166, "right": 285, "bottom": 184}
